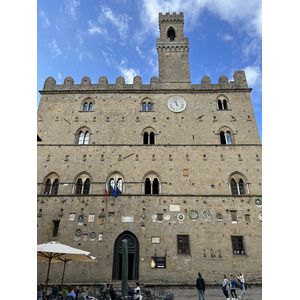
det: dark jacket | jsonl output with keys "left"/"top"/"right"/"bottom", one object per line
{"left": 196, "top": 276, "right": 206, "bottom": 291}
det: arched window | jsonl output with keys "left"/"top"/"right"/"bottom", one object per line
{"left": 51, "top": 179, "right": 59, "bottom": 195}
{"left": 83, "top": 102, "right": 88, "bottom": 111}
{"left": 76, "top": 128, "right": 91, "bottom": 145}
{"left": 44, "top": 179, "right": 51, "bottom": 195}
{"left": 167, "top": 28, "right": 176, "bottom": 41}
{"left": 218, "top": 100, "right": 223, "bottom": 110}
{"left": 143, "top": 173, "right": 160, "bottom": 195}
{"left": 78, "top": 132, "right": 84, "bottom": 144}
{"left": 149, "top": 132, "right": 155, "bottom": 144}
{"left": 142, "top": 102, "right": 147, "bottom": 111}
{"left": 220, "top": 131, "right": 226, "bottom": 144}
{"left": 229, "top": 173, "right": 249, "bottom": 195}
{"left": 83, "top": 132, "right": 90, "bottom": 144}
{"left": 75, "top": 178, "right": 83, "bottom": 194}
{"left": 145, "top": 178, "right": 151, "bottom": 194}
{"left": 219, "top": 128, "right": 233, "bottom": 145}
{"left": 143, "top": 132, "right": 148, "bottom": 144}
{"left": 230, "top": 179, "right": 238, "bottom": 196}
{"left": 43, "top": 174, "right": 60, "bottom": 195}
{"left": 108, "top": 174, "right": 124, "bottom": 195}
{"left": 82, "top": 98, "right": 94, "bottom": 111}
{"left": 226, "top": 131, "right": 232, "bottom": 144}
{"left": 141, "top": 98, "right": 154, "bottom": 112}
{"left": 238, "top": 179, "right": 246, "bottom": 195}
{"left": 217, "top": 96, "right": 229, "bottom": 110}
{"left": 142, "top": 128, "right": 156, "bottom": 145}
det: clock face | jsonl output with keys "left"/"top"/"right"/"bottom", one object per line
{"left": 168, "top": 96, "right": 186, "bottom": 112}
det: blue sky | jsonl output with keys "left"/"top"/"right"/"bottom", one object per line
{"left": 37, "top": 0, "right": 262, "bottom": 140}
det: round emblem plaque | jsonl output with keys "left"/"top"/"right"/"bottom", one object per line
{"left": 78, "top": 215, "right": 84, "bottom": 222}
{"left": 75, "top": 228, "right": 82, "bottom": 236}
{"left": 255, "top": 199, "right": 262, "bottom": 207}
{"left": 189, "top": 209, "right": 199, "bottom": 220}
{"left": 177, "top": 213, "right": 185, "bottom": 223}
{"left": 202, "top": 209, "right": 213, "bottom": 222}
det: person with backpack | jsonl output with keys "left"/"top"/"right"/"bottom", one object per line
{"left": 196, "top": 272, "right": 206, "bottom": 300}
{"left": 230, "top": 274, "right": 237, "bottom": 300}
{"left": 222, "top": 275, "right": 230, "bottom": 300}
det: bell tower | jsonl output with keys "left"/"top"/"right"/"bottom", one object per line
{"left": 157, "top": 12, "right": 191, "bottom": 88}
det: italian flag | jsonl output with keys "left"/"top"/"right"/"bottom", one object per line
{"left": 105, "top": 182, "right": 108, "bottom": 197}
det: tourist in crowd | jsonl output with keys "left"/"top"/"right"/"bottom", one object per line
{"left": 133, "top": 282, "right": 142, "bottom": 300}
{"left": 51, "top": 285, "right": 59, "bottom": 299}
{"left": 222, "top": 274, "right": 230, "bottom": 300}
{"left": 74, "top": 286, "right": 80, "bottom": 299}
{"left": 109, "top": 284, "right": 122, "bottom": 300}
{"left": 77, "top": 286, "right": 96, "bottom": 300}
{"left": 64, "top": 286, "right": 76, "bottom": 300}
{"left": 61, "top": 286, "right": 68, "bottom": 299}
{"left": 128, "top": 285, "right": 134, "bottom": 299}
{"left": 230, "top": 274, "right": 237, "bottom": 300}
{"left": 196, "top": 272, "right": 206, "bottom": 300}
{"left": 237, "top": 272, "right": 246, "bottom": 299}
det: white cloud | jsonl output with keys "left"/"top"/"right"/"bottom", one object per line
{"left": 57, "top": 72, "right": 62, "bottom": 84}
{"left": 39, "top": 11, "right": 50, "bottom": 28}
{"left": 67, "top": 0, "right": 80, "bottom": 19}
{"left": 118, "top": 58, "right": 139, "bottom": 83}
{"left": 98, "top": 5, "right": 131, "bottom": 41}
{"left": 244, "top": 65, "right": 261, "bottom": 87}
{"left": 217, "top": 33, "right": 233, "bottom": 41}
{"left": 49, "top": 40, "right": 63, "bottom": 57}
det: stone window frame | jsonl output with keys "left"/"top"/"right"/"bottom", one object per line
{"left": 216, "top": 94, "right": 231, "bottom": 111}
{"left": 218, "top": 126, "right": 234, "bottom": 145}
{"left": 107, "top": 171, "right": 125, "bottom": 195}
{"left": 142, "top": 171, "right": 161, "bottom": 195}
{"left": 231, "top": 236, "right": 246, "bottom": 255}
{"left": 141, "top": 126, "right": 157, "bottom": 145}
{"left": 42, "top": 172, "right": 60, "bottom": 195}
{"left": 81, "top": 97, "right": 94, "bottom": 112}
{"left": 228, "top": 172, "right": 250, "bottom": 195}
{"left": 75, "top": 126, "right": 91, "bottom": 145}
{"left": 73, "top": 172, "right": 92, "bottom": 195}
{"left": 177, "top": 234, "right": 190, "bottom": 254}
{"left": 141, "top": 97, "right": 154, "bottom": 112}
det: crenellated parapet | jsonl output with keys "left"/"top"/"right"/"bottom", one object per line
{"left": 42, "top": 71, "right": 249, "bottom": 92}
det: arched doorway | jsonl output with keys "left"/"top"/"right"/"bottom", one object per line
{"left": 112, "top": 231, "right": 139, "bottom": 280}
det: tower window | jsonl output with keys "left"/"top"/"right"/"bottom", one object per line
{"left": 77, "top": 130, "right": 90, "bottom": 145}
{"left": 220, "top": 129, "right": 233, "bottom": 144}
{"left": 229, "top": 173, "right": 249, "bottom": 195}
{"left": 167, "top": 28, "right": 176, "bottom": 41}
{"left": 144, "top": 175, "right": 160, "bottom": 195}
{"left": 82, "top": 99, "right": 93, "bottom": 111}
{"left": 217, "top": 98, "right": 229, "bottom": 110}
{"left": 142, "top": 128, "right": 156, "bottom": 145}
{"left": 52, "top": 220, "right": 60, "bottom": 237}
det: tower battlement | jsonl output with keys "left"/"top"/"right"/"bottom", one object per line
{"left": 42, "top": 71, "right": 248, "bottom": 92}
{"left": 158, "top": 12, "right": 184, "bottom": 23}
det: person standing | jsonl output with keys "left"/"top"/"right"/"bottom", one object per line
{"left": 133, "top": 282, "right": 142, "bottom": 300}
{"left": 196, "top": 272, "right": 206, "bottom": 300}
{"left": 230, "top": 274, "right": 237, "bottom": 300}
{"left": 222, "top": 275, "right": 230, "bottom": 300}
{"left": 237, "top": 272, "right": 246, "bottom": 299}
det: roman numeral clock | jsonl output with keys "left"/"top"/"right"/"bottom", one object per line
{"left": 167, "top": 96, "right": 187, "bottom": 112}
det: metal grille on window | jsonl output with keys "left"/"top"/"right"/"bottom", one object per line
{"left": 231, "top": 236, "right": 245, "bottom": 255}
{"left": 177, "top": 235, "right": 190, "bottom": 254}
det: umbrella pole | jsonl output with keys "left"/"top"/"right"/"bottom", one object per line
{"left": 44, "top": 256, "right": 52, "bottom": 300}
{"left": 60, "top": 260, "right": 67, "bottom": 289}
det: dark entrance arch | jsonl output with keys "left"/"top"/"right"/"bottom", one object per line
{"left": 112, "top": 231, "right": 139, "bottom": 280}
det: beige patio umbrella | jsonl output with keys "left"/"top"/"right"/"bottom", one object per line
{"left": 37, "top": 241, "right": 96, "bottom": 297}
